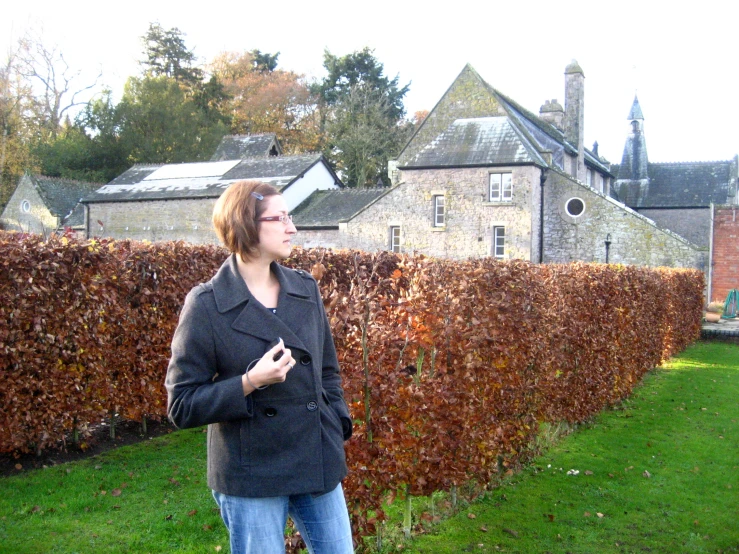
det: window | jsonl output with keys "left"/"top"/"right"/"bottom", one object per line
{"left": 566, "top": 198, "right": 585, "bottom": 217}
{"left": 586, "top": 169, "right": 592, "bottom": 187}
{"left": 493, "top": 226, "right": 505, "bottom": 259}
{"left": 489, "top": 173, "right": 512, "bottom": 202}
{"left": 389, "top": 226, "right": 401, "bottom": 253}
{"left": 433, "top": 195, "right": 445, "bottom": 227}
{"left": 21, "top": 200, "right": 30, "bottom": 213}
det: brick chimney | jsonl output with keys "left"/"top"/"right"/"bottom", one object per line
{"left": 564, "top": 60, "right": 585, "bottom": 182}
{"left": 539, "top": 99, "right": 564, "bottom": 129}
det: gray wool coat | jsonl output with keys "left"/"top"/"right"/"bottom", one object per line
{"left": 165, "top": 255, "right": 352, "bottom": 498}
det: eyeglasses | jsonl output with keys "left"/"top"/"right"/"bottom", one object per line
{"left": 257, "top": 214, "right": 293, "bottom": 225}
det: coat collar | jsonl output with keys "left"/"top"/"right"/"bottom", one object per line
{"left": 211, "top": 254, "right": 314, "bottom": 351}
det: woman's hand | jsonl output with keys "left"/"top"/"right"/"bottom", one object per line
{"left": 242, "top": 338, "right": 296, "bottom": 394}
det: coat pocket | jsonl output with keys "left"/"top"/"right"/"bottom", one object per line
{"left": 247, "top": 395, "right": 322, "bottom": 481}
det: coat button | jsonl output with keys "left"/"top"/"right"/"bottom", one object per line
{"left": 306, "top": 401, "right": 318, "bottom": 412}
{"left": 300, "top": 355, "right": 312, "bottom": 366}
{"left": 264, "top": 407, "right": 277, "bottom": 417}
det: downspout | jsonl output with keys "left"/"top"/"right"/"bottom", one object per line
{"left": 707, "top": 203, "right": 714, "bottom": 305}
{"left": 539, "top": 168, "right": 548, "bottom": 263}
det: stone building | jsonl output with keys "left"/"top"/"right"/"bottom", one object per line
{"left": 81, "top": 135, "right": 342, "bottom": 243}
{"left": 292, "top": 62, "right": 704, "bottom": 270}
{"left": 0, "top": 173, "right": 102, "bottom": 237}
{"left": 611, "top": 96, "right": 739, "bottom": 247}
{"left": 610, "top": 97, "right": 738, "bottom": 299}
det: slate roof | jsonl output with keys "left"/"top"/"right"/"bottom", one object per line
{"left": 292, "top": 188, "right": 389, "bottom": 228}
{"left": 643, "top": 161, "right": 734, "bottom": 207}
{"left": 210, "top": 134, "right": 281, "bottom": 161}
{"left": 83, "top": 154, "right": 337, "bottom": 203}
{"left": 31, "top": 175, "right": 102, "bottom": 226}
{"left": 617, "top": 129, "right": 649, "bottom": 181}
{"left": 401, "top": 117, "right": 547, "bottom": 168}
{"left": 398, "top": 64, "right": 612, "bottom": 176}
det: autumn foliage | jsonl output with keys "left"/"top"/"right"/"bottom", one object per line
{"left": 0, "top": 233, "right": 704, "bottom": 544}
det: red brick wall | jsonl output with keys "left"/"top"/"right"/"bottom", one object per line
{"left": 712, "top": 206, "right": 739, "bottom": 302}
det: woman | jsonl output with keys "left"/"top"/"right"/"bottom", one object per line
{"left": 165, "top": 180, "right": 354, "bottom": 553}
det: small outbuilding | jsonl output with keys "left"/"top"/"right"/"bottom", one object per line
{"left": 0, "top": 173, "right": 102, "bottom": 237}
{"left": 81, "top": 135, "right": 342, "bottom": 243}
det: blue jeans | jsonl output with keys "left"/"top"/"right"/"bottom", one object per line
{"left": 212, "top": 483, "right": 353, "bottom": 554}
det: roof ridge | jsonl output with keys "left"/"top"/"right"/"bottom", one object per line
{"left": 222, "top": 132, "right": 276, "bottom": 139}
{"left": 323, "top": 187, "right": 387, "bottom": 192}
{"left": 237, "top": 152, "right": 321, "bottom": 162}
{"left": 649, "top": 160, "right": 731, "bottom": 165}
{"left": 34, "top": 174, "right": 104, "bottom": 186}
{"left": 492, "top": 87, "right": 565, "bottom": 143}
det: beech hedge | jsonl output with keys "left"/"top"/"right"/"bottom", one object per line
{"left": 0, "top": 232, "right": 704, "bottom": 544}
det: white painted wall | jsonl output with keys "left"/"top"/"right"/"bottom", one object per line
{"left": 281, "top": 162, "right": 340, "bottom": 210}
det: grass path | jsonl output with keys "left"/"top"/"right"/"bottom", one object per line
{"left": 405, "top": 341, "right": 739, "bottom": 553}
{"left": 0, "top": 341, "right": 736, "bottom": 553}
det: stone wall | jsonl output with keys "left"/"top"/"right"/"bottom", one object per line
{"left": 637, "top": 208, "right": 710, "bottom": 247}
{"left": 0, "top": 175, "right": 59, "bottom": 234}
{"left": 339, "top": 165, "right": 541, "bottom": 260}
{"left": 544, "top": 170, "right": 706, "bottom": 269}
{"left": 293, "top": 229, "right": 343, "bottom": 250}
{"left": 87, "top": 198, "right": 220, "bottom": 244}
{"left": 711, "top": 205, "right": 739, "bottom": 302}
{"left": 397, "top": 65, "right": 502, "bottom": 165}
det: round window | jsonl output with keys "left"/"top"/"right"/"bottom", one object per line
{"left": 21, "top": 200, "right": 31, "bottom": 213}
{"left": 566, "top": 198, "right": 585, "bottom": 217}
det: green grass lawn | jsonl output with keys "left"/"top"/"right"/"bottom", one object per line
{"left": 403, "top": 341, "right": 739, "bottom": 553}
{"left": 0, "top": 428, "right": 228, "bottom": 553}
{"left": 0, "top": 341, "right": 737, "bottom": 553}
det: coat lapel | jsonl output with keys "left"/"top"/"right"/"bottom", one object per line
{"left": 212, "top": 255, "right": 312, "bottom": 352}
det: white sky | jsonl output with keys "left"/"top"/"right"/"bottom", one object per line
{"left": 3, "top": 0, "right": 737, "bottom": 165}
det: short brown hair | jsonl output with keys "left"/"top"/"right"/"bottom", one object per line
{"left": 212, "top": 181, "right": 280, "bottom": 259}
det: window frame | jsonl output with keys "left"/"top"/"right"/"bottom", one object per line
{"left": 432, "top": 195, "right": 445, "bottom": 227}
{"left": 389, "top": 225, "right": 401, "bottom": 253}
{"left": 493, "top": 226, "right": 505, "bottom": 259}
{"left": 488, "top": 172, "right": 513, "bottom": 202}
{"left": 20, "top": 200, "right": 31, "bottom": 213}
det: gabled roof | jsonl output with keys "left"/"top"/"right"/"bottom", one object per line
{"left": 644, "top": 161, "right": 734, "bottom": 207}
{"left": 402, "top": 116, "right": 547, "bottom": 168}
{"left": 210, "top": 133, "right": 282, "bottom": 161}
{"left": 82, "top": 154, "right": 338, "bottom": 203}
{"left": 397, "top": 64, "right": 612, "bottom": 175}
{"left": 292, "top": 188, "right": 389, "bottom": 228}
{"left": 31, "top": 175, "right": 102, "bottom": 225}
{"left": 107, "top": 164, "right": 164, "bottom": 185}
{"left": 223, "top": 154, "right": 333, "bottom": 186}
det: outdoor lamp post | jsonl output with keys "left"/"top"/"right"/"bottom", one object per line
{"left": 605, "top": 233, "right": 612, "bottom": 264}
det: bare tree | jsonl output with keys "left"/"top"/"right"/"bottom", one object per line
{"left": 15, "top": 29, "right": 100, "bottom": 140}
{"left": 0, "top": 45, "right": 34, "bottom": 206}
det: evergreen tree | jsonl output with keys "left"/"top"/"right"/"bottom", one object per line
{"left": 140, "top": 23, "right": 203, "bottom": 86}
{"left": 314, "top": 48, "right": 411, "bottom": 187}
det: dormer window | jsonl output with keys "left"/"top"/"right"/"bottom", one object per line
{"left": 489, "top": 173, "right": 512, "bottom": 202}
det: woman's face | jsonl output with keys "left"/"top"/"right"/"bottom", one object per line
{"left": 256, "top": 194, "right": 296, "bottom": 261}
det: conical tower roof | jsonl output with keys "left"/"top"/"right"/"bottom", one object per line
{"left": 628, "top": 95, "right": 644, "bottom": 120}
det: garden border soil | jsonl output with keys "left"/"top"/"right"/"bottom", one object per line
{"left": 0, "top": 418, "right": 176, "bottom": 477}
